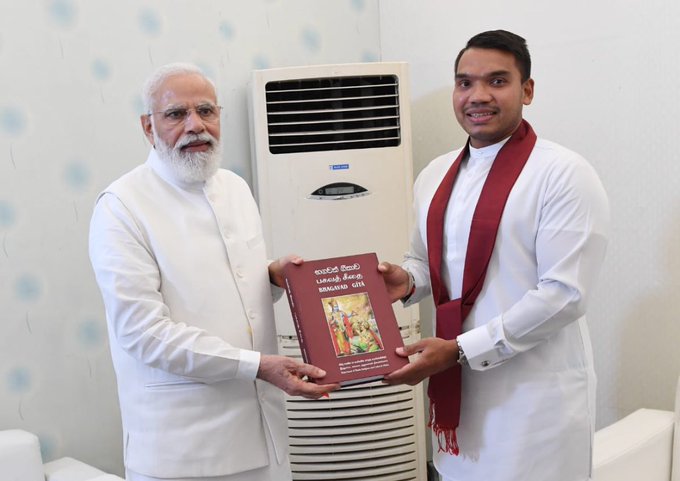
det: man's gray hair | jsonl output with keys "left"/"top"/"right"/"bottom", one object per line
{"left": 142, "top": 62, "right": 216, "bottom": 113}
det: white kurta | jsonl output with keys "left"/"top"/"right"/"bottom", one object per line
{"left": 89, "top": 150, "right": 290, "bottom": 479}
{"left": 403, "top": 137, "right": 609, "bottom": 481}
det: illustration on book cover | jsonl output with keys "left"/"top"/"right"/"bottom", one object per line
{"left": 323, "top": 294, "right": 385, "bottom": 358}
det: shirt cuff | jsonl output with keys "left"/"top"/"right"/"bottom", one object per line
{"left": 457, "top": 319, "right": 509, "bottom": 371}
{"left": 401, "top": 266, "right": 430, "bottom": 307}
{"left": 236, "top": 349, "right": 261, "bottom": 380}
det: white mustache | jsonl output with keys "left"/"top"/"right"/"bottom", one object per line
{"left": 175, "top": 133, "right": 215, "bottom": 150}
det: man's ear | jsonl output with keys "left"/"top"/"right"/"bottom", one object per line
{"left": 140, "top": 114, "right": 155, "bottom": 146}
{"left": 522, "top": 78, "right": 535, "bottom": 106}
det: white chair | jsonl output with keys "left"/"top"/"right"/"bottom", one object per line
{"left": 0, "top": 429, "right": 124, "bottom": 481}
{"left": 593, "top": 377, "right": 680, "bottom": 481}
{"left": 0, "top": 429, "right": 44, "bottom": 481}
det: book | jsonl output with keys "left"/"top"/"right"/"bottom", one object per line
{"left": 282, "top": 252, "right": 408, "bottom": 386}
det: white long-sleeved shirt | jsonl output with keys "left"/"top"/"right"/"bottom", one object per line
{"left": 404, "top": 136, "right": 609, "bottom": 481}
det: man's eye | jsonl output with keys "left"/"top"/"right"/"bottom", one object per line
{"left": 491, "top": 78, "right": 506, "bottom": 86}
{"left": 165, "top": 109, "right": 187, "bottom": 119}
{"left": 197, "top": 107, "right": 215, "bottom": 117}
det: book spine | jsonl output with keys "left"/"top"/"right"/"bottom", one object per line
{"left": 284, "top": 277, "right": 310, "bottom": 364}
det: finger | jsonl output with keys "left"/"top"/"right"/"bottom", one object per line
{"left": 295, "top": 382, "right": 338, "bottom": 399}
{"left": 315, "top": 383, "right": 341, "bottom": 393}
{"left": 384, "top": 366, "right": 424, "bottom": 386}
{"left": 299, "top": 391, "right": 327, "bottom": 400}
{"left": 383, "top": 367, "right": 409, "bottom": 385}
{"left": 295, "top": 363, "right": 326, "bottom": 379}
{"left": 323, "top": 382, "right": 341, "bottom": 391}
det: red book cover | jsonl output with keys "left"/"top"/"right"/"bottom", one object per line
{"left": 283, "top": 252, "right": 408, "bottom": 386}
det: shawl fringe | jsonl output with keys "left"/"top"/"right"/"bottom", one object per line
{"left": 428, "top": 400, "right": 460, "bottom": 456}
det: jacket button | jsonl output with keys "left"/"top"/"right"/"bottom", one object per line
{"left": 481, "top": 360, "right": 490, "bottom": 367}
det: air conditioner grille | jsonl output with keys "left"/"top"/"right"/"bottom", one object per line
{"left": 265, "top": 75, "right": 401, "bottom": 154}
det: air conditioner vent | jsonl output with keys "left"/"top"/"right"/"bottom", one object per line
{"left": 265, "top": 75, "right": 401, "bottom": 154}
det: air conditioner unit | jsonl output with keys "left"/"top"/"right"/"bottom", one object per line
{"left": 249, "top": 62, "right": 426, "bottom": 481}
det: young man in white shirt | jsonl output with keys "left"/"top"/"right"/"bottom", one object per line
{"left": 379, "top": 30, "right": 609, "bottom": 481}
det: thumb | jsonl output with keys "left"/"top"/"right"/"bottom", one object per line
{"left": 377, "top": 261, "right": 392, "bottom": 273}
{"left": 287, "top": 254, "right": 304, "bottom": 266}
{"left": 396, "top": 340, "right": 424, "bottom": 357}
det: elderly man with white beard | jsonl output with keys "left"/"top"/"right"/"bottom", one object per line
{"left": 88, "top": 63, "right": 338, "bottom": 481}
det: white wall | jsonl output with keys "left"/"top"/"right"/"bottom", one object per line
{"left": 379, "top": 0, "right": 680, "bottom": 429}
{"left": 0, "top": 0, "right": 380, "bottom": 475}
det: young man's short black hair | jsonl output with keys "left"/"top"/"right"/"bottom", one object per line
{"left": 455, "top": 30, "right": 532, "bottom": 83}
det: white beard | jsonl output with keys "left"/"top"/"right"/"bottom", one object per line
{"left": 154, "top": 130, "right": 222, "bottom": 184}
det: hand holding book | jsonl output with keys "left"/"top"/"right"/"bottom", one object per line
{"left": 382, "top": 337, "right": 459, "bottom": 386}
{"left": 376, "top": 261, "right": 413, "bottom": 302}
{"left": 257, "top": 354, "right": 340, "bottom": 399}
{"left": 268, "top": 254, "right": 303, "bottom": 288}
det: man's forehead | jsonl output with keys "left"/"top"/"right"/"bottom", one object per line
{"left": 155, "top": 73, "right": 216, "bottom": 105}
{"left": 456, "top": 48, "right": 520, "bottom": 76}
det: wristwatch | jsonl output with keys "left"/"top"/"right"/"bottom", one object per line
{"left": 401, "top": 270, "right": 416, "bottom": 302}
{"left": 456, "top": 337, "right": 468, "bottom": 367}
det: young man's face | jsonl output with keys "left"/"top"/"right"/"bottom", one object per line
{"left": 453, "top": 47, "right": 534, "bottom": 148}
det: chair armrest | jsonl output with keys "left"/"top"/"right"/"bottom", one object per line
{"left": 593, "top": 408, "right": 674, "bottom": 481}
{"left": 43, "top": 456, "right": 106, "bottom": 481}
{"left": 0, "top": 430, "right": 45, "bottom": 481}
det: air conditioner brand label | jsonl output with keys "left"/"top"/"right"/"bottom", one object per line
{"left": 329, "top": 164, "right": 350, "bottom": 170}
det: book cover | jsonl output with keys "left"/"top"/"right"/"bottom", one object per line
{"left": 283, "top": 252, "right": 408, "bottom": 386}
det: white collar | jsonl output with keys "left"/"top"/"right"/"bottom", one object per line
{"left": 468, "top": 136, "right": 510, "bottom": 160}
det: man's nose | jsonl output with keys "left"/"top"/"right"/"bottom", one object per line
{"left": 469, "top": 83, "right": 492, "bottom": 102}
{"left": 184, "top": 109, "right": 206, "bottom": 133}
